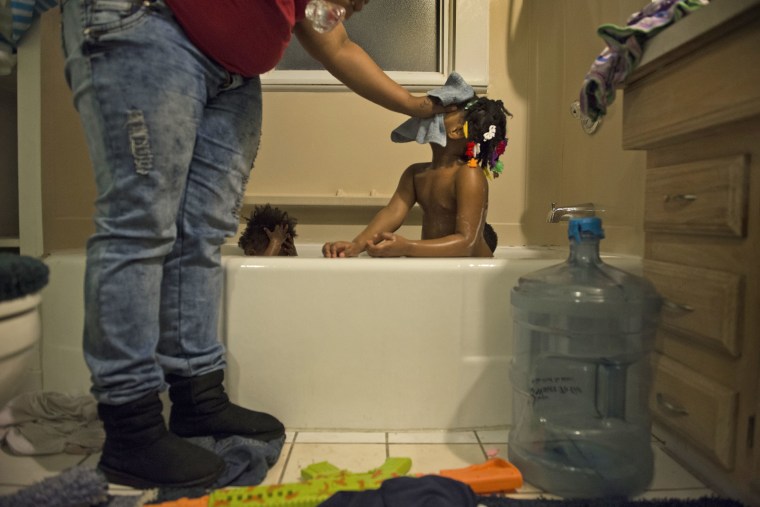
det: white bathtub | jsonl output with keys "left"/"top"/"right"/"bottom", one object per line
{"left": 40, "top": 246, "right": 642, "bottom": 431}
{"left": 222, "top": 245, "right": 642, "bottom": 430}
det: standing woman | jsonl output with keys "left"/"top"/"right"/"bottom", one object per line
{"left": 60, "top": 0, "right": 449, "bottom": 489}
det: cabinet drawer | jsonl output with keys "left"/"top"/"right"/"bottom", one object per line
{"left": 651, "top": 354, "right": 737, "bottom": 469}
{"left": 645, "top": 155, "right": 749, "bottom": 237}
{"left": 643, "top": 260, "right": 743, "bottom": 356}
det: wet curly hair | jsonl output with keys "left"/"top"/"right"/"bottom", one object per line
{"left": 461, "top": 97, "right": 512, "bottom": 177}
{"left": 238, "top": 204, "right": 297, "bottom": 255}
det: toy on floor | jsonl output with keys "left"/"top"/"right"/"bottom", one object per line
{"left": 147, "top": 457, "right": 522, "bottom": 507}
{"left": 437, "top": 458, "right": 522, "bottom": 494}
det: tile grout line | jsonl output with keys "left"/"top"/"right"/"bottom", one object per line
{"left": 277, "top": 431, "right": 298, "bottom": 485}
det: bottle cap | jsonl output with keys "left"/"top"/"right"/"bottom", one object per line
{"left": 568, "top": 216, "right": 604, "bottom": 242}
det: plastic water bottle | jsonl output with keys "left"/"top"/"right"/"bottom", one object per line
{"left": 305, "top": 0, "right": 346, "bottom": 33}
{"left": 509, "top": 217, "right": 661, "bottom": 498}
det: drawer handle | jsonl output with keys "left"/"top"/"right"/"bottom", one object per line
{"left": 664, "top": 194, "right": 697, "bottom": 202}
{"left": 656, "top": 393, "right": 689, "bottom": 416}
{"left": 662, "top": 299, "right": 694, "bottom": 314}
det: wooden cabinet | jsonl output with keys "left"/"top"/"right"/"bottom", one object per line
{"left": 622, "top": 2, "right": 760, "bottom": 504}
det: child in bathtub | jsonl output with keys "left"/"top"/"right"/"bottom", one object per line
{"left": 323, "top": 73, "right": 510, "bottom": 258}
{"left": 239, "top": 204, "right": 298, "bottom": 256}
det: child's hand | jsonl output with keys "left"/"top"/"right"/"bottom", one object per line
{"left": 322, "top": 241, "right": 362, "bottom": 258}
{"left": 366, "top": 232, "right": 409, "bottom": 257}
{"left": 261, "top": 223, "right": 290, "bottom": 256}
{"left": 266, "top": 223, "right": 289, "bottom": 245}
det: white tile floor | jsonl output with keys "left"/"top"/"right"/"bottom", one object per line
{"left": 0, "top": 426, "right": 715, "bottom": 501}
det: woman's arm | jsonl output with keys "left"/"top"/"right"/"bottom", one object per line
{"left": 294, "top": 22, "right": 450, "bottom": 118}
{"left": 367, "top": 167, "right": 489, "bottom": 257}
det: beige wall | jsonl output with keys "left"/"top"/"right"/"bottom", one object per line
{"left": 36, "top": 0, "right": 647, "bottom": 254}
{"left": 497, "top": 0, "right": 647, "bottom": 252}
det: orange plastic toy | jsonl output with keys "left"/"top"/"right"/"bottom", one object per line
{"left": 438, "top": 457, "right": 523, "bottom": 494}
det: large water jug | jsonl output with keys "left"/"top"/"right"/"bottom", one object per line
{"left": 509, "top": 217, "right": 661, "bottom": 498}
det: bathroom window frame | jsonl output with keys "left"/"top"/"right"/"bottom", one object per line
{"left": 261, "top": 0, "right": 489, "bottom": 91}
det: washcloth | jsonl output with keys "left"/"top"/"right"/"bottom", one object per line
{"left": 579, "top": 0, "right": 710, "bottom": 123}
{"left": 318, "top": 475, "right": 479, "bottom": 507}
{"left": 391, "top": 71, "right": 475, "bottom": 147}
{"left": 0, "top": 391, "right": 104, "bottom": 455}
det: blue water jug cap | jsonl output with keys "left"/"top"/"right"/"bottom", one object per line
{"left": 568, "top": 216, "right": 604, "bottom": 242}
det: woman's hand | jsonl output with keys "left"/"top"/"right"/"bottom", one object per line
{"left": 329, "top": 0, "right": 369, "bottom": 18}
{"left": 407, "top": 95, "right": 456, "bottom": 118}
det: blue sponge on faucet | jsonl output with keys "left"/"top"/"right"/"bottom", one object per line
{"left": 0, "top": 253, "right": 49, "bottom": 302}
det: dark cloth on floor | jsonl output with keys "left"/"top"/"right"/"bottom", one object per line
{"left": 317, "top": 475, "right": 478, "bottom": 507}
{"left": 476, "top": 495, "right": 747, "bottom": 507}
{"left": 187, "top": 433, "right": 285, "bottom": 487}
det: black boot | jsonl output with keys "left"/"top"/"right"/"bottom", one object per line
{"left": 97, "top": 392, "right": 224, "bottom": 489}
{"left": 167, "top": 369, "right": 285, "bottom": 441}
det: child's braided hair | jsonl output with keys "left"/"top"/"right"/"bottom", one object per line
{"left": 238, "top": 204, "right": 297, "bottom": 255}
{"left": 461, "top": 97, "right": 512, "bottom": 178}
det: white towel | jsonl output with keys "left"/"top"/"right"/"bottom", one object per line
{"left": 0, "top": 391, "right": 104, "bottom": 455}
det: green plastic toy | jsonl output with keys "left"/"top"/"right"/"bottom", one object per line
{"left": 149, "top": 457, "right": 412, "bottom": 507}
{"left": 148, "top": 456, "right": 522, "bottom": 506}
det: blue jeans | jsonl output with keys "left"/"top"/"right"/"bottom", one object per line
{"left": 61, "top": 0, "right": 263, "bottom": 405}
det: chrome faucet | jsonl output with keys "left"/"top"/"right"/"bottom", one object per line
{"left": 547, "top": 202, "right": 596, "bottom": 223}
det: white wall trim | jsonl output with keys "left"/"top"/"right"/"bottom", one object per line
{"left": 17, "top": 21, "right": 44, "bottom": 257}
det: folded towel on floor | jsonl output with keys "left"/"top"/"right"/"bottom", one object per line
{"left": 0, "top": 391, "right": 104, "bottom": 455}
{"left": 579, "top": 0, "right": 709, "bottom": 123}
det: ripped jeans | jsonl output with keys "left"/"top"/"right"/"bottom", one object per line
{"left": 61, "top": 0, "right": 263, "bottom": 404}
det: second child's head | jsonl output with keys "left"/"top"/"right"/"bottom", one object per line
{"left": 238, "top": 204, "right": 297, "bottom": 256}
